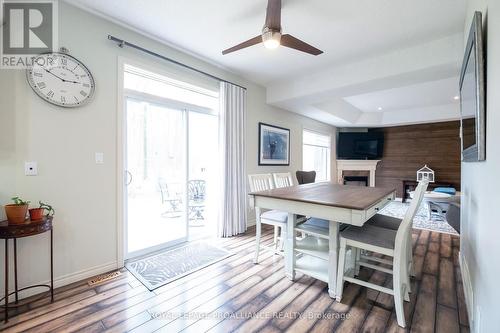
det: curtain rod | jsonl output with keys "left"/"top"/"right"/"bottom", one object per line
{"left": 107, "top": 35, "right": 247, "bottom": 90}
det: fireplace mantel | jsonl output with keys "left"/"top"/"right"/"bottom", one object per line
{"left": 336, "top": 160, "right": 381, "bottom": 187}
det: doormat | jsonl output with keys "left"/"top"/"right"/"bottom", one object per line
{"left": 126, "top": 242, "right": 233, "bottom": 291}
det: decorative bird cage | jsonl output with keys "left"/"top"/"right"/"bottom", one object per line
{"left": 417, "top": 165, "right": 435, "bottom": 183}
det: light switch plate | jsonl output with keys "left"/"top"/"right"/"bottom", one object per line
{"left": 25, "top": 161, "right": 38, "bottom": 176}
{"left": 95, "top": 152, "right": 104, "bottom": 164}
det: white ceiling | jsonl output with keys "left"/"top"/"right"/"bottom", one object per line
{"left": 64, "top": 0, "right": 467, "bottom": 127}
{"left": 343, "top": 77, "right": 461, "bottom": 113}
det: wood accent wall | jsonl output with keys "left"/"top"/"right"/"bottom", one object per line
{"left": 371, "top": 121, "right": 461, "bottom": 197}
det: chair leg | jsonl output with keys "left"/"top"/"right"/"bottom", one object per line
{"left": 393, "top": 260, "right": 407, "bottom": 328}
{"left": 279, "top": 226, "right": 286, "bottom": 252}
{"left": 254, "top": 219, "right": 262, "bottom": 264}
{"left": 403, "top": 273, "right": 411, "bottom": 302}
{"left": 355, "top": 248, "right": 361, "bottom": 276}
{"left": 404, "top": 261, "right": 412, "bottom": 296}
{"left": 273, "top": 225, "right": 279, "bottom": 251}
{"left": 335, "top": 238, "right": 347, "bottom": 302}
{"left": 405, "top": 259, "right": 412, "bottom": 295}
{"left": 408, "top": 233, "right": 416, "bottom": 278}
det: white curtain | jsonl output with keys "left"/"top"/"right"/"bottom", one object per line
{"left": 218, "top": 82, "right": 247, "bottom": 237}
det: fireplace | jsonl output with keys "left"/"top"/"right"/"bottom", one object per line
{"left": 336, "top": 160, "right": 381, "bottom": 187}
{"left": 344, "top": 176, "right": 368, "bottom": 187}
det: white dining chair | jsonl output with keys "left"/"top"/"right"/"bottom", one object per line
{"left": 272, "top": 172, "right": 294, "bottom": 188}
{"left": 335, "top": 180, "right": 429, "bottom": 328}
{"left": 272, "top": 172, "right": 309, "bottom": 238}
{"left": 248, "top": 173, "right": 287, "bottom": 263}
{"left": 364, "top": 213, "right": 416, "bottom": 278}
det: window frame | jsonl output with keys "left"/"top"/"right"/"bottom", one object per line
{"left": 302, "top": 129, "right": 332, "bottom": 182}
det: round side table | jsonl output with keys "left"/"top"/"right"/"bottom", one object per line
{"left": 0, "top": 217, "right": 54, "bottom": 323}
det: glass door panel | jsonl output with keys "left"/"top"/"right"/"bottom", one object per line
{"left": 188, "top": 111, "right": 219, "bottom": 240}
{"left": 125, "top": 98, "right": 187, "bottom": 257}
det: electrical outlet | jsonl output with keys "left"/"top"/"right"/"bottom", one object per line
{"left": 95, "top": 152, "right": 104, "bottom": 164}
{"left": 24, "top": 161, "right": 38, "bottom": 176}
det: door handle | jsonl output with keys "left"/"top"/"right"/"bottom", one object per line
{"left": 126, "top": 170, "right": 133, "bottom": 185}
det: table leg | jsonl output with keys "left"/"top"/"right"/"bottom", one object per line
{"left": 4, "top": 239, "right": 8, "bottom": 323}
{"left": 328, "top": 221, "right": 339, "bottom": 298}
{"left": 50, "top": 228, "right": 54, "bottom": 302}
{"left": 14, "top": 239, "right": 18, "bottom": 304}
{"left": 285, "top": 213, "right": 296, "bottom": 281}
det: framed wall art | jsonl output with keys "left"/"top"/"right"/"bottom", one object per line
{"left": 258, "top": 122, "right": 290, "bottom": 166}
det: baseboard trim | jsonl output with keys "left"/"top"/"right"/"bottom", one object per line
{"left": 0, "top": 261, "right": 120, "bottom": 300}
{"left": 459, "top": 251, "right": 474, "bottom": 328}
{"left": 52, "top": 261, "right": 120, "bottom": 288}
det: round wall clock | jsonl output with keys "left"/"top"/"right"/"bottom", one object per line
{"left": 26, "top": 52, "right": 95, "bottom": 108}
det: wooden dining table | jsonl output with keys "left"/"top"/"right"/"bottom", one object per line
{"left": 249, "top": 182, "right": 396, "bottom": 298}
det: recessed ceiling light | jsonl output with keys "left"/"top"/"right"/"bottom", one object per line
{"left": 377, "top": 107, "right": 383, "bottom": 111}
{"left": 453, "top": 95, "right": 460, "bottom": 100}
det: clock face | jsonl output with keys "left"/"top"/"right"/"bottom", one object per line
{"left": 26, "top": 53, "right": 95, "bottom": 108}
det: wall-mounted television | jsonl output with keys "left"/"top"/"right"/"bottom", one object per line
{"left": 460, "top": 11, "right": 486, "bottom": 162}
{"left": 337, "top": 132, "right": 384, "bottom": 160}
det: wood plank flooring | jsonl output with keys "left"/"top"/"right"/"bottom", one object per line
{"left": 0, "top": 226, "right": 468, "bottom": 333}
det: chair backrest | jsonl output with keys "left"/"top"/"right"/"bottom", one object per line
{"left": 394, "top": 180, "right": 429, "bottom": 257}
{"left": 158, "top": 178, "right": 169, "bottom": 203}
{"left": 188, "top": 179, "right": 206, "bottom": 201}
{"left": 296, "top": 170, "right": 316, "bottom": 185}
{"left": 248, "top": 173, "right": 274, "bottom": 192}
{"left": 273, "top": 172, "right": 294, "bottom": 188}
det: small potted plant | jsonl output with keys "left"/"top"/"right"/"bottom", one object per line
{"left": 4, "top": 197, "right": 30, "bottom": 224}
{"left": 29, "top": 201, "right": 55, "bottom": 220}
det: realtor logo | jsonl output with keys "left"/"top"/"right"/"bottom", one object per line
{"left": 1, "top": 0, "right": 58, "bottom": 68}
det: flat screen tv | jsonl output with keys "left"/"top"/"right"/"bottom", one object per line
{"left": 337, "top": 132, "right": 384, "bottom": 160}
{"left": 460, "top": 11, "right": 486, "bottom": 162}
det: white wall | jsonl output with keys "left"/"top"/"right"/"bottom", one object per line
{"left": 0, "top": 2, "right": 335, "bottom": 294}
{"left": 461, "top": 1, "right": 500, "bottom": 332}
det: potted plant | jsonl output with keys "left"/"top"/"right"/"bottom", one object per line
{"left": 29, "top": 201, "right": 55, "bottom": 220}
{"left": 4, "top": 197, "right": 30, "bottom": 224}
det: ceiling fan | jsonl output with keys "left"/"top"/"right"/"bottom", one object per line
{"left": 222, "top": 0, "right": 323, "bottom": 56}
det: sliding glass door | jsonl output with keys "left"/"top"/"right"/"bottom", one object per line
{"left": 122, "top": 63, "right": 220, "bottom": 259}
{"left": 125, "top": 98, "right": 188, "bottom": 258}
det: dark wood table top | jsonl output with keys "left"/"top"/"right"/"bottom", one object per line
{"left": 249, "top": 182, "right": 395, "bottom": 210}
{"left": 0, "top": 216, "right": 53, "bottom": 239}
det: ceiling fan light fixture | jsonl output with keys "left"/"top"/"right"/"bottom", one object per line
{"left": 221, "top": 0, "right": 323, "bottom": 56}
{"left": 262, "top": 28, "right": 281, "bottom": 49}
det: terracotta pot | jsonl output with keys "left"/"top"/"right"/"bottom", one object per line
{"left": 5, "top": 204, "right": 29, "bottom": 224}
{"left": 29, "top": 208, "right": 45, "bottom": 220}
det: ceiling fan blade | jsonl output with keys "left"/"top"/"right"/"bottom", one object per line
{"left": 280, "top": 34, "right": 323, "bottom": 55}
{"left": 265, "top": 0, "right": 281, "bottom": 30}
{"left": 222, "top": 36, "right": 263, "bottom": 55}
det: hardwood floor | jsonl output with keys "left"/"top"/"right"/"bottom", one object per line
{"left": 0, "top": 226, "right": 468, "bottom": 333}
